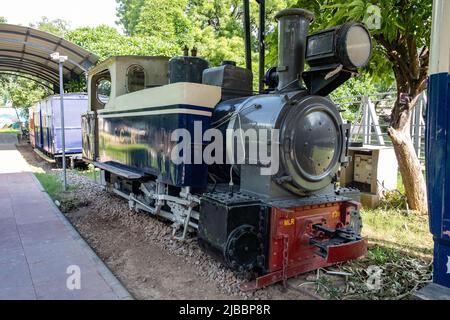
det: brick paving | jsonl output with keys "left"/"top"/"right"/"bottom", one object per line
{"left": 0, "top": 134, "right": 132, "bottom": 300}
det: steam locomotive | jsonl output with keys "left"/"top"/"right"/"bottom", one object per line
{"left": 81, "top": 7, "right": 372, "bottom": 289}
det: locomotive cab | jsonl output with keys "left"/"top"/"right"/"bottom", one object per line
{"left": 82, "top": 56, "right": 170, "bottom": 161}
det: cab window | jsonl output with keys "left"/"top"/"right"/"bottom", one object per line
{"left": 96, "top": 77, "right": 112, "bottom": 105}
{"left": 127, "top": 65, "right": 145, "bottom": 93}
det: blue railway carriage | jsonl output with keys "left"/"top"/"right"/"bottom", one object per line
{"left": 31, "top": 94, "right": 88, "bottom": 164}
{"left": 33, "top": 102, "right": 43, "bottom": 149}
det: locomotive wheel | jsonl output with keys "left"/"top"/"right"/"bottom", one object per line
{"left": 224, "top": 225, "right": 259, "bottom": 276}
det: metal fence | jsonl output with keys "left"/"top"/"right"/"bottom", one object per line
{"left": 334, "top": 92, "right": 427, "bottom": 165}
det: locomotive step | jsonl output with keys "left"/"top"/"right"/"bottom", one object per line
{"left": 310, "top": 224, "right": 366, "bottom": 263}
{"left": 93, "top": 162, "right": 144, "bottom": 179}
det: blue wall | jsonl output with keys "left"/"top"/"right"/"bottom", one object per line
{"left": 426, "top": 72, "right": 450, "bottom": 287}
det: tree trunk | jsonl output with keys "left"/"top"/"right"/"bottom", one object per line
{"left": 372, "top": 29, "right": 429, "bottom": 215}
{"left": 389, "top": 101, "right": 428, "bottom": 214}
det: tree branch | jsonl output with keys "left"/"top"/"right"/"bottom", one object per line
{"left": 406, "top": 34, "right": 420, "bottom": 80}
{"left": 374, "top": 34, "right": 413, "bottom": 83}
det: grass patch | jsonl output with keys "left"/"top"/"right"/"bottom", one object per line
{"left": 34, "top": 172, "right": 78, "bottom": 212}
{"left": 0, "top": 128, "right": 20, "bottom": 134}
{"left": 397, "top": 173, "right": 405, "bottom": 194}
{"left": 305, "top": 208, "right": 433, "bottom": 300}
{"left": 357, "top": 208, "right": 433, "bottom": 299}
{"left": 341, "top": 246, "right": 432, "bottom": 300}
{"left": 72, "top": 164, "right": 99, "bottom": 181}
{"left": 361, "top": 208, "right": 433, "bottom": 257}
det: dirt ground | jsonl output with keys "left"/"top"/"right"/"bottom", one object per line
{"left": 69, "top": 207, "right": 234, "bottom": 300}
{"left": 17, "top": 144, "right": 317, "bottom": 300}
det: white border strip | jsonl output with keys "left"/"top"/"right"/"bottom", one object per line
{"left": 98, "top": 108, "right": 212, "bottom": 118}
{"left": 103, "top": 82, "right": 221, "bottom": 112}
{"left": 430, "top": 0, "right": 450, "bottom": 75}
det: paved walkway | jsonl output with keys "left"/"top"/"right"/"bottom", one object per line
{"left": 0, "top": 134, "right": 132, "bottom": 300}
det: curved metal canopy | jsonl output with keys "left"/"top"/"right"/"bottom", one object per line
{"left": 0, "top": 23, "right": 99, "bottom": 88}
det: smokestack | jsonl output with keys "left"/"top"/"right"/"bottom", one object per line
{"left": 275, "top": 8, "right": 314, "bottom": 92}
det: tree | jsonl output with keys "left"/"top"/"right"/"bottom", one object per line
{"left": 65, "top": 25, "right": 179, "bottom": 62}
{"left": 115, "top": 0, "right": 293, "bottom": 87}
{"left": 0, "top": 16, "right": 7, "bottom": 23}
{"left": 116, "top": 0, "right": 146, "bottom": 35}
{"left": 289, "top": 0, "right": 431, "bottom": 214}
{"left": 0, "top": 75, "right": 49, "bottom": 119}
{"left": 29, "top": 17, "right": 70, "bottom": 36}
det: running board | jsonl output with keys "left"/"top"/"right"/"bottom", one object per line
{"left": 93, "top": 162, "right": 143, "bottom": 179}
{"left": 54, "top": 153, "right": 82, "bottom": 159}
{"left": 33, "top": 148, "right": 56, "bottom": 163}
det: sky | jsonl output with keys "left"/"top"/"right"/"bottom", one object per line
{"left": 0, "top": 0, "right": 119, "bottom": 29}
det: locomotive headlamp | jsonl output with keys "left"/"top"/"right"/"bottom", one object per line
{"left": 344, "top": 24, "right": 372, "bottom": 68}
{"left": 306, "top": 22, "right": 372, "bottom": 70}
